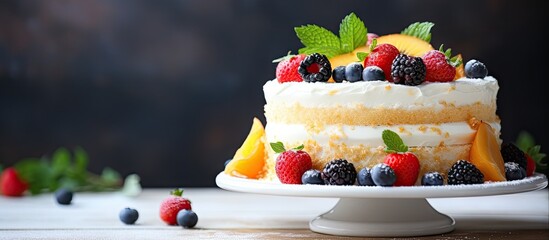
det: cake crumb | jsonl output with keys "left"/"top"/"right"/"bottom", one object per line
{"left": 328, "top": 89, "right": 339, "bottom": 96}
{"left": 385, "top": 85, "right": 392, "bottom": 91}
{"left": 430, "top": 127, "right": 442, "bottom": 135}
{"left": 418, "top": 125, "right": 427, "bottom": 133}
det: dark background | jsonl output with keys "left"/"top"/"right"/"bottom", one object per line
{"left": 1, "top": 0, "right": 547, "bottom": 187}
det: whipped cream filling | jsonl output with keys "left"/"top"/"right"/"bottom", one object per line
{"left": 264, "top": 77, "right": 499, "bottom": 109}
{"left": 265, "top": 122, "right": 501, "bottom": 147}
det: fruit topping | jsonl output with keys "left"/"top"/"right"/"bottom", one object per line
{"left": 422, "top": 45, "right": 462, "bottom": 82}
{"left": 501, "top": 143, "right": 528, "bottom": 170}
{"left": 274, "top": 53, "right": 306, "bottom": 83}
{"left": 515, "top": 131, "right": 547, "bottom": 176}
{"left": 298, "top": 53, "right": 332, "bottom": 82}
{"left": 370, "top": 163, "right": 397, "bottom": 187}
{"left": 391, "top": 53, "right": 426, "bottom": 86}
{"left": 453, "top": 54, "right": 465, "bottom": 80}
{"left": 321, "top": 159, "right": 357, "bottom": 185}
{"left": 376, "top": 34, "right": 434, "bottom": 58}
{"left": 464, "top": 59, "right": 488, "bottom": 78}
{"left": 367, "top": 33, "right": 379, "bottom": 45}
{"left": 177, "top": 209, "right": 198, "bottom": 228}
{"left": 332, "top": 66, "right": 346, "bottom": 82}
{"left": 357, "top": 167, "right": 375, "bottom": 186}
{"left": 447, "top": 160, "right": 484, "bottom": 185}
{"left": 159, "top": 189, "right": 192, "bottom": 225}
{"left": 271, "top": 142, "right": 313, "bottom": 184}
{"left": 344, "top": 62, "right": 364, "bottom": 82}
{"left": 224, "top": 118, "right": 265, "bottom": 179}
{"left": 469, "top": 122, "right": 506, "bottom": 181}
{"left": 363, "top": 41, "right": 400, "bottom": 80}
{"left": 0, "top": 167, "right": 28, "bottom": 197}
{"left": 55, "top": 188, "right": 74, "bottom": 205}
{"left": 504, "top": 162, "right": 526, "bottom": 181}
{"left": 382, "top": 130, "right": 420, "bottom": 186}
{"left": 119, "top": 207, "right": 139, "bottom": 225}
{"left": 362, "top": 66, "right": 385, "bottom": 81}
{"left": 301, "top": 169, "right": 324, "bottom": 185}
{"left": 421, "top": 172, "right": 444, "bottom": 186}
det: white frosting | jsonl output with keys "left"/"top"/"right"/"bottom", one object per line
{"left": 265, "top": 122, "right": 501, "bottom": 147}
{"left": 263, "top": 77, "right": 499, "bottom": 109}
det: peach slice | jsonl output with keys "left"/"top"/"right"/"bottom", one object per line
{"left": 376, "top": 34, "right": 434, "bottom": 57}
{"left": 224, "top": 118, "right": 265, "bottom": 179}
{"left": 328, "top": 45, "right": 370, "bottom": 69}
{"left": 469, "top": 122, "right": 506, "bottom": 181}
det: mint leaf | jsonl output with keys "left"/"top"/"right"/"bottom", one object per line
{"left": 52, "top": 147, "right": 70, "bottom": 176}
{"left": 401, "top": 22, "right": 434, "bottom": 42}
{"left": 356, "top": 52, "right": 368, "bottom": 62}
{"left": 339, "top": 12, "right": 367, "bottom": 53}
{"left": 292, "top": 145, "right": 304, "bottom": 151}
{"left": 298, "top": 46, "right": 343, "bottom": 59}
{"left": 270, "top": 142, "right": 286, "bottom": 153}
{"left": 516, "top": 131, "right": 535, "bottom": 152}
{"left": 382, "top": 129, "right": 408, "bottom": 153}
{"left": 295, "top": 25, "right": 343, "bottom": 58}
{"left": 73, "top": 146, "right": 89, "bottom": 175}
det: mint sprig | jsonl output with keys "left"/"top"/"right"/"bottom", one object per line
{"left": 270, "top": 142, "right": 304, "bottom": 154}
{"left": 401, "top": 22, "right": 435, "bottom": 42}
{"left": 382, "top": 130, "right": 409, "bottom": 153}
{"left": 295, "top": 12, "right": 367, "bottom": 58}
{"left": 516, "top": 131, "right": 547, "bottom": 170}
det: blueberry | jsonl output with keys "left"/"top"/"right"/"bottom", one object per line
{"left": 332, "top": 66, "right": 346, "bottom": 83}
{"left": 345, "top": 62, "right": 364, "bottom": 82}
{"left": 421, "top": 172, "right": 444, "bottom": 186}
{"left": 370, "top": 163, "right": 396, "bottom": 187}
{"left": 357, "top": 168, "right": 375, "bottom": 186}
{"left": 119, "top": 207, "right": 139, "bottom": 225}
{"left": 464, "top": 59, "right": 488, "bottom": 78}
{"left": 504, "top": 162, "right": 526, "bottom": 181}
{"left": 177, "top": 209, "right": 198, "bottom": 228}
{"left": 224, "top": 159, "right": 232, "bottom": 167}
{"left": 362, "top": 66, "right": 385, "bottom": 81}
{"left": 301, "top": 169, "right": 324, "bottom": 185}
{"left": 55, "top": 188, "right": 73, "bottom": 205}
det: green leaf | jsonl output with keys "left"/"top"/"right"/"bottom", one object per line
{"left": 295, "top": 25, "right": 343, "bottom": 57}
{"left": 292, "top": 145, "right": 304, "bottom": 151}
{"left": 356, "top": 52, "right": 368, "bottom": 62}
{"left": 52, "top": 147, "right": 71, "bottom": 176}
{"left": 339, "top": 12, "right": 367, "bottom": 53}
{"left": 516, "top": 131, "right": 535, "bottom": 152}
{"left": 14, "top": 158, "right": 52, "bottom": 195}
{"left": 272, "top": 51, "right": 295, "bottom": 63}
{"left": 382, "top": 130, "right": 408, "bottom": 153}
{"left": 101, "top": 167, "right": 121, "bottom": 186}
{"left": 171, "top": 188, "right": 184, "bottom": 197}
{"left": 401, "top": 22, "right": 435, "bottom": 42}
{"left": 73, "top": 146, "right": 89, "bottom": 175}
{"left": 270, "top": 142, "right": 286, "bottom": 154}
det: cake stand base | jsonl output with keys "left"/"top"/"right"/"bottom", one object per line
{"left": 309, "top": 197, "right": 455, "bottom": 237}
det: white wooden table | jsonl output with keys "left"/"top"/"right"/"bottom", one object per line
{"left": 1, "top": 188, "right": 548, "bottom": 239}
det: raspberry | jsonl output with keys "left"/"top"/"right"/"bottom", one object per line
{"left": 298, "top": 53, "right": 332, "bottom": 82}
{"left": 321, "top": 159, "right": 357, "bottom": 185}
{"left": 447, "top": 160, "right": 484, "bottom": 185}
{"left": 391, "top": 54, "right": 426, "bottom": 86}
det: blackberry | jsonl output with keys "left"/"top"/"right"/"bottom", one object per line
{"left": 501, "top": 143, "right": 527, "bottom": 170}
{"left": 332, "top": 66, "right": 346, "bottom": 83}
{"left": 504, "top": 162, "right": 526, "bottom": 181}
{"left": 298, "top": 53, "right": 332, "bottom": 82}
{"left": 391, "top": 54, "right": 426, "bottom": 86}
{"left": 301, "top": 169, "right": 324, "bottom": 185}
{"left": 421, "top": 172, "right": 444, "bottom": 186}
{"left": 447, "top": 160, "right": 484, "bottom": 185}
{"left": 321, "top": 159, "right": 357, "bottom": 185}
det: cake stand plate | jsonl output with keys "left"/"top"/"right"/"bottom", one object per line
{"left": 215, "top": 172, "right": 548, "bottom": 237}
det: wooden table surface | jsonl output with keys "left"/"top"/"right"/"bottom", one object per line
{"left": 1, "top": 188, "right": 548, "bottom": 239}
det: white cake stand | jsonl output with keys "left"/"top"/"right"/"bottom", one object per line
{"left": 215, "top": 172, "right": 548, "bottom": 237}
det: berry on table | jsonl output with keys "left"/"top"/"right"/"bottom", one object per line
{"left": 159, "top": 189, "right": 192, "bottom": 225}
{"left": 119, "top": 207, "right": 139, "bottom": 225}
{"left": 0, "top": 167, "right": 28, "bottom": 197}
{"left": 504, "top": 162, "right": 526, "bottom": 181}
{"left": 357, "top": 168, "right": 375, "bottom": 186}
{"left": 421, "top": 172, "right": 444, "bottom": 186}
{"left": 362, "top": 66, "right": 385, "bottom": 81}
{"left": 274, "top": 53, "right": 306, "bottom": 83}
{"left": 370, "top": 163, "right": 396, "bottom": 187}
{"left": 321, "top": 159, "right": 357, "bottom": 185}
{"left": 55, "top": 188, "right": 74, "bottom": 205}
{"left": 332, "top": 66, "right": 346, "bottom": 83}
{"left": 391, "top": 53, "right": 426, "bottom": 86}
{"left": 345, "top": 62, "right": 364, "bottom": 82}
{"left": 298, "top": 53, "right": 332, "bottom": 82}
{"left": 447, "top": 160, "right": 484, "bottom": 185}
{"left": 464, "top": 59, "right": 488, "bottom": 78}
{"left": 301, "top": 169, "right": 324, "bottom": 185}
{"left": 363, "top": 42, "right": 400, "bottom": 81}
{"left": 501, "top": 143, "right": 528, "bottom": 170}
{"left": 271, "top": 142, "right": 312, "bottom": 184}
{"left": 177, "top": 209, "right": 198, "bottom": 228}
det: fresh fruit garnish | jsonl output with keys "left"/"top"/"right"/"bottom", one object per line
{"left": 301, "top": 169, "right": 324, "bottom": 185}
{"left": 159, "top": 189, "right": 192, "bottom": 225}
{"left": 55, "top": 188, "right": 73, "bottom": 205}
{"left": 464, "top": 59, "right": 488, "bottom": 78}
{"left": 176, "top": 209, "right": 198, "bottom": 228}
{"left": 361, "top": 66, "right": 385, "bottom": 81}
{"left": 332, "top": 66, "right": 346, "bottom": 82}
{"left": 367, "top": 33, "right": 379, "bottom": 45}
{"left": 525, "top": 155, "right": 537, "bottom": 177}
{"left": 515, "top": 131, "right": 547, "bottom": 176}
{"left": 504, "top": 162, "right": 526, "bottom": 181}
{"left": 501, "top": 143, "right": 528, "bottom": 170}
{"left": 0, "top": 167, "right": 28, "bottom": 197}
{"left": 321, "top": 159, "right": 357, "bottom": 185}
{"left": 422, "top": 45, "right": 462, "bottom": 82}
{"left": 376, "top": 34, "right": 434, "bottom": 58}
{"left": 370, "top": 163, "right": 396, "bottom": 187}
{"left": 381, "top": 130, "right": 420, "bottom": 186}
{"left": 298, "top": 53, "right": 332, "bottom": 82}
{"left": 391, "top": 53, "right": 427, "bottom": 86}
{"left": 344, "top": 62, "right": 364, "bottom": 82}
{"left": 453, "top": 54, "right": 465, "bottom": 80}
{"left": 224, "top": 118, "right": 266, "bottom": 179}
{"left": 274, "top": 53, "right": 306, "bottom": 83}
{"left": 271, "top": 142, "right": 312, "bottom": 184}
{"left": 363, "top": 41, "right": 400, "bottom": 80}
{"left": 469, "top": 122, "right": 506, "bottom": 181}
{"left": 421, "top": 172, "right": 444, "bottom": 186}
{"left": 447, "top": 160, "right": 484, "bottom": 185}
{"left": 119, "top": 207, "right": 139, "bottom": 225}
{"left": 357, "top": 167, "right": 375, "bottom": 186}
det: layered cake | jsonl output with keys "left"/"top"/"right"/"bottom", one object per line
{"left": 225, "top": 13, "right": 537, "bottom": 186}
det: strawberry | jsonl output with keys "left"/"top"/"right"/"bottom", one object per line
{"left": 381, "top": 130, "right": 420, "bottom": 186}
{"left": 363, "top": 41, "right": 400, "bottom": 81}
{"left": 525, "top": 154, "right": 536, "bottom": 177}
{"left": 159, "top": 189, "right": 192, "bottom": 225}
{"left": 274, "top": 53, "right": 306, "bottom": 83}
{"left": 422, "top": 45, "right": 462, "bottom": 82}
{"left": 0, "top": 167, "right": 28, "bottom": 197}
{"left": 271, "top": 142, "right": 312, "bottom": 184}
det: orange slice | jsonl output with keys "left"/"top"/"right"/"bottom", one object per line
{"left": 469, "top": 122, "right": 506, "bottom": 181}
{"left": 224, "top": 118, "right": 266, "bottom": 179}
